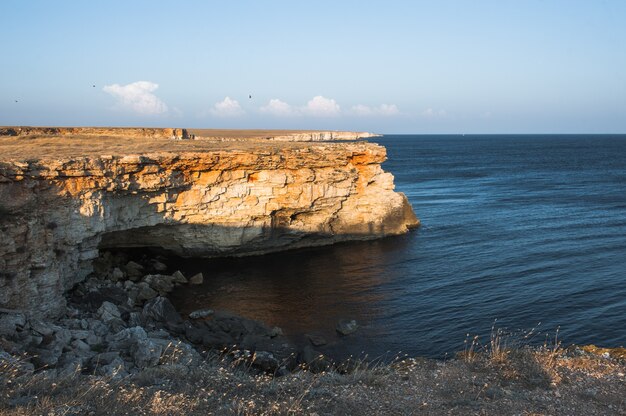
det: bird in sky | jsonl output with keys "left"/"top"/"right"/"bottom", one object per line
{"left": 249, "top": 94, "right": 252, "bottom": 99}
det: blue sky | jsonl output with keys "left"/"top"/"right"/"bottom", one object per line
{"left": 1, "top": 0, "right": 625, "bottom": 133}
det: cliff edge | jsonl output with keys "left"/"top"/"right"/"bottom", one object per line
{"left": 0, "top": 127, "right": 418, "bottom": 317}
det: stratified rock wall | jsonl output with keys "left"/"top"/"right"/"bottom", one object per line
{"left": 0, "top": 135, "right": 418, "bottom": 318}
{"left": 0, "top": 127, "right": 191, "bottom": 140}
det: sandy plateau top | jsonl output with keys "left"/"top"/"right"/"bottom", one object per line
{"left": 0, "top": 127, "right": 379, "bottom": 161}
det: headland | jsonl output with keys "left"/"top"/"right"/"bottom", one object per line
{"left": 0, "top": 127, "right": 623, "bottom": 415}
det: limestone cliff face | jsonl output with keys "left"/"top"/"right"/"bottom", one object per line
{"left": 0, "top": 126, "right": 191, "bottom": 140}
{"left": 0, "top": 130, "right": 418, "bottom": 317}
{"left": 190, "top": 130, "right": 380, "bottom": 142}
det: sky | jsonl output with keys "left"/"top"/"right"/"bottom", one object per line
{"left": 1, "top": 0, "right": 625, "bottom": 134}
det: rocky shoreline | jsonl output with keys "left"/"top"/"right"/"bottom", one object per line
{"left": 2, "top": 252, "right": 626, "bottom": 415}
{"left": 0, "top": 251, "right": 351, "bottom": 382}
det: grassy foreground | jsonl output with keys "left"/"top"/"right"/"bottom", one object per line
{"left": 2, "top": 344, "right": 625, "bottom": 415}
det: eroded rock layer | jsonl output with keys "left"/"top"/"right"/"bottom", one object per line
{"left": 0, "top": 126, "right": 190, "bottom": 140}
{"left": 0, "top": 129, "right": 418, "bottom": 317}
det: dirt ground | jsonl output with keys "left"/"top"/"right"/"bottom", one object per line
{"left": 0, "top": 130, "right": 337, "bottom": 161}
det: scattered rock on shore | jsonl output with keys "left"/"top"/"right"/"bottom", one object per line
{"left": 189, "top": 309, "right": 214, "bottom": 319}
{"left": 306, "top": 333, "right": 328, "bottom": 346}
{"left": 0, "top": 251, "right": 364, "bottom": 382}
{"left": 336, "top": 319, "right": 358, "bottom": 335}
{"left": 189, "top": 272, "right": 204, "bottom": 285}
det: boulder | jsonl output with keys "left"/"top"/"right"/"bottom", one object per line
{"left": 0, "top": 312, "right": 26, "bottom": 337}
{"left": 73, "top": 286, "right": 129, "bottom": 311}
{"left": 240, "top": 334, "right": 297, "bottom": 362}
{"left": 136, "top": 282, "right": 158, "bottom": 303}
{"left": 184, "top": 321, "right": 234, "bottom": 349}
{"left": 252, "top": 351, "right": 280, "bottom": 372}
{"left": 188, "top": 309, "right": 214, "bottom": 319}
{"left": 70, "top": 329, "right": 92, "bottom": 340}
{"left": 108, "top": 326, "right": 148, "bottom": 350}
{"left": 305, "top": 333, "right": 328, "bottom": 347}
{"left": 142, "top": 274, "right": 175, "bottom": 295}
{"left": 141, "top": 297, "right": 183, "bottom": 331}
{"left": 88, "top": 319, "right": 110, "bottom": 337}
{"left": 58, "top": 318, "right": 88, "bottom": 330}
{"left": 270, "top": 326, "right": 283, "bottom": 337}
{"left": 57, "top": 353, "right": 84, "bottom": 377}
{"left": 131, "top": 338, "right": 163, "bottom": 369}
{"left": 127, "top": 312, "right": 142, "bottom": 328}
{"left": 300, "top": 345, "right": 333, "bottom": 373}
{"left": 126, "top": 287, "right": 140, "bottom": 305}
{"left": 70, "top": 339, "right": 90, "bottom": 352}
{"left": 96, "top": 356, "right": 127, "bottom": 378}
{"left": 52, "top": 327, "right": 72, "bottom": 346}
{"left": 151, "top": 259, "right": 168, "bottom": 272}
{"left": 151, "top": 339, "right": 202, "bottom": 367}
{"left": 110, "top": 267, "right": 125, "bottom": 282}
{"left": 26, "top": 334, "right": 43, "bottom": 347}
{"left": 212, "top": 310, "right": 273, "bottom": 340}
{"left": 30, "top": 346, "right": 63, "bottom": 368}
{"left": 171, "top": 270, "right": 188, "bottom": 284}
{"left": 336, "top": 319, "right": 358, "bottom": 336}
{"left": 90, "top": 351, "right": 121, "bottom": 367}
{"left": 106, "top": 326, "right": 163, "bottom": 369}
{"left": 85, "top": 332, "right": 102, "bottom": 347}
{"left": 29, "top": 319, "right": 54, "bottom": 337}
{"left": 189, "top": 272, "right": 204, "bottom": 285}
{"left": 109, "top": 319, "right": 127, "bottom": 333}
{"left": 97, "top": 301, "right": 121, "bottom": 322}
{"left": 124, "top": 261, "right": 145, "bottom": 281}
{"left": 147, "top": 329, "right": 170, "bottom": 339}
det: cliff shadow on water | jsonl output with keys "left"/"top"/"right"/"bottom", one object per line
{"left": 119, "top": 232, "right": 417, "bottom": 362}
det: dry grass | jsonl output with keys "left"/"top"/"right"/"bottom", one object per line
{"left": 2, "top": 342, "right": 625, "bottom": 415}
{"left": 0, "top": 128, "right": 368, "bottom": 161}
{"left": 187, "top": 129, "right": 335, "bottom": 139}
{"left": 0, "top": 134, "right": 327, "bottom": 161}
{"left": 2, "top": 323, "right": 624, "bottom": 415}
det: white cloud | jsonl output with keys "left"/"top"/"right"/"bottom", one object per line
{"left": 102, "top": 81, "right": 168, "bottom": 115}
{"left": 422, "top": 108, "right": 447, "bottom": 118}
{"left": 350, "top": 104, "right": 374, "bottom": 116}
{"left": 378, "top": 104, "right": 400, "bottom": 116}
{"left": 209, "top": 96, "right": 244, "bottom": 117}
{"left": 350, "top": 103, "right": 400, "bottom": 117}
{"left": 302, "top": 95, "right": 341, "bottom": 117}
{"left": 259, "top": 99, "right": 298, "bottom": 117}
{"left": 259, "top": 96, "right": 342, "bottom": 117}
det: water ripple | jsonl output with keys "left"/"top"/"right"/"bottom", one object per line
{"left": 171, "top": 135, "right": 626, "bottom": 359}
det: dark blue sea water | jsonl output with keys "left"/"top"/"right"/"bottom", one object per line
{"left": 172, "top": 135, "right": 626, "bottom": 359}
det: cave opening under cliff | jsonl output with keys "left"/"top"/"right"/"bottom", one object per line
{"left": 98, "top": 225, "right": 188, "bottom": 257}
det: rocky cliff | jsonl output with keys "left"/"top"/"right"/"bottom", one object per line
{"left": 0, "top": 128, "right": 418, "bottom": 318}
{"left": 0, "top": 127, "right": 377, "bottom": 142}
{"left": 188, "top": 129, "right": 380, "bottom": 142}
{"left": 0, "top": 126, "right": 191, "bottom": 140}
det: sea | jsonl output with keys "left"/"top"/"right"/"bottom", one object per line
{"left": 170, "top": 134, "right": 626, "bottom": 360}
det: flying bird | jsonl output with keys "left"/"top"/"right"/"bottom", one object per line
{"left": 92, "top": 85, "right": 96, "bottom": 88}
{"left": 249, "top": 94, "right": 252, "bottom": 99}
